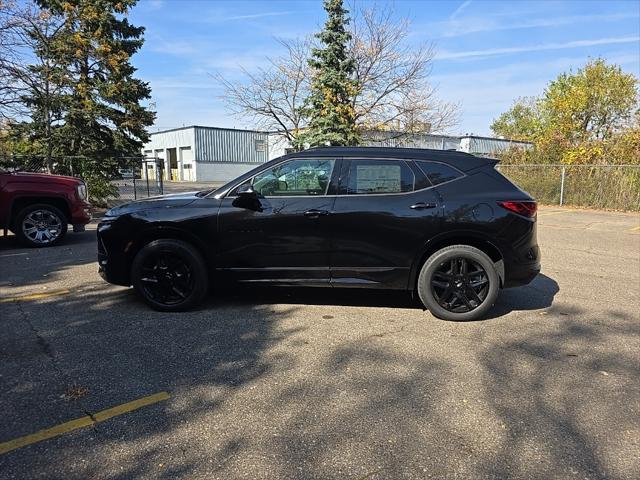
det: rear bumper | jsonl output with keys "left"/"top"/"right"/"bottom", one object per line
{"left": 503, "top": 260, "right": 540, "bottom": 288}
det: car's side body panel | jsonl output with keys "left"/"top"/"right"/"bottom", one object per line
{"left": 215, "top": 195, "right": 336, "bottom": 285}
{"left": 328, "top": 190, "right": 442, "bottom": 289}
{"left": 434, "top": 168, "right": 540, "bottom": 287}
{"left": 97, "top": 147, "right": 540, "bottom": 298}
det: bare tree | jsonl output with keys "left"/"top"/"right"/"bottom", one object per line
{"left": 0, "top": 0, "right": 27, "bottom": 122}
{"left": 215, "top": 3, "right": 458, "bottom": 145}
{"left": 349, "top": 3, "right": 458, "bottom": 136}
{"left": 214, "top": 37, "right": 310, "bottom": 147}
{"left": 0, "top": 1, "right": 67, "bottom": 170}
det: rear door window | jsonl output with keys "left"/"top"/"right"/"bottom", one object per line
{"left": 344, "top": 159, "right": 414, "bottom": 194}
{"left": 415, "top": 161, "right": 463, "bottom": 186}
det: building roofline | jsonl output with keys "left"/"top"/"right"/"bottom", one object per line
{"left": 460, "top": 134, "right": 532, "bottom": 144}
{"left": 149, "top": 125, "right": 268, "bottom": 136}
{"left": 361, "top": 130, "right": 461, "bottom": 140}
{"left": 148, "top": 125, "right": 531, "bottom": 145}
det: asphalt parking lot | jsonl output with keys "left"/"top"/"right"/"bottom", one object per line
{"left": 1, "top": 207, "right": 639, "bottom": 479}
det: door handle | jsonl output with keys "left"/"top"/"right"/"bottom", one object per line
{"left": 304, "top": 209, "right": 329, "bottom": 218}
{"left": 410, "top": 202, "right": 437, "bottom": 210}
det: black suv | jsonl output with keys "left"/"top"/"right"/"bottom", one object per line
{"left": 97, "top": 147, "right": 540, "bottom": 321}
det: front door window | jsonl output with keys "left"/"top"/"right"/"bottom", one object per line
{"left": 252, "top": 159, "right": 335, "bottom": 197}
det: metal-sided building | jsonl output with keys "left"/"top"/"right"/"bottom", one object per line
{"left": 142, "top": 126, "right": 531, "bottom": 183}
{"left": 142, "top": 126, "right": 269, "bottom": 182}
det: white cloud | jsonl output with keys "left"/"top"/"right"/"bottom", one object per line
{"left": 443, "top": 12, "right": 638, "bottom": 38}
{"left": 449, "top": 1, "right": 472, "bottom": 21}
{"left": 145, "top": 0, "right": 164, "bottom": 11}
{"left": 224, "top": 11, "right": 295, "bottom": 21}
{"left": 149, "top": 40, "right": 197, "bottom": 56}
{"left": 436, "top": 36, "right": 640, "bottom": 60}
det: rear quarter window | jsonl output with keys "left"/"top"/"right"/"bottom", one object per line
{"left": 415, "top": 161, "right": 463, "bottom": 186}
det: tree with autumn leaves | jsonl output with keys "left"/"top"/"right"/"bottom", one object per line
{"left": 491, "top": 59, "right": 639, "bottom": 166}
{"left": 1, "top": 0, "right": 154, "bottom": 200}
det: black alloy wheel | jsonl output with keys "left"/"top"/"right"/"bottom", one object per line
{"left": 431, "top": 257, "right": 489, "bottom": 313}
{"left": 417, "top": 245, "right": 499, "bottom": 321}
{"left": 131, "top": 239, "right": 208, "bottom": 311}
{"left": 139, "top": 254, "right": 195, "bottom": 306}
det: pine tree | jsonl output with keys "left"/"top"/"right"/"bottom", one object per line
{"left": 39, "top": 0, "right": 155, "bottom": 160}
{"left": 303, "top": 0, "right": 359, "bottom": 147}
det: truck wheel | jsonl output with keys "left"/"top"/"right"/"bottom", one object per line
{"left": 417, "top": 245, "right": 499, "bottom": 321}
{"left": 14, "top": 204, "right": 68, "bottom": 247}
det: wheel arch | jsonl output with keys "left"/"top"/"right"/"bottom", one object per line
{"left": 409, "top": 231, "right": 505, "bottom": 290}
{"left": 10, "top": 196, "right": 71, "bottom": 229}
{"left": 125, "top": 224, "right": 212, "bottom": 281}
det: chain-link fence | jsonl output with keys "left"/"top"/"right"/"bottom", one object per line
{"left": 0, "top": 155, "right": 166, "bottom": 204}
{"left": 110, "top": 157, "right": 165, "bottom": 203}
{"left": 496, "top": 164, "right": 640, "bottom": 211}
{"left": 3, "top": 155, "right": 638, "bottom": 211}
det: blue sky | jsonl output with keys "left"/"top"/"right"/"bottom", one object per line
{"left": 129, "top": 0, "right": 640, "bottom": 136}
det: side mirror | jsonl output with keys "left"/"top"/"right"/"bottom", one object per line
{"left": 237, "top": 184, "right": 257, "bottom": 196}
{"left": 232, "top": 183, "right": 264, "bottom": 212}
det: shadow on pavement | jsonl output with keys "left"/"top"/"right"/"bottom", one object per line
{"left": 481, "top": 273, "right": 559, "bottom": 319}
{"left": 0, "top": 228, "right": 95, "bottom": 251}
{"left": 213, "top": 272, "right": 559, "bottom": 321}
{"left": 1, "top": 281, "right": 636, "bottom": 479}
{"left": 0, "top": 230, "right": 97, "bottom": 289}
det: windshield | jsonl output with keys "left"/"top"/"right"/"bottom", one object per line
{"left": 196, "top": 157, "right": 284, "bottom": 198}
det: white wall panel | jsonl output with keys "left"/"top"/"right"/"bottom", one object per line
{"left": 194, "top": 162, "right": 259, "bottom": 182}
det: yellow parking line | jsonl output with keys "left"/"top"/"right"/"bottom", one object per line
{"left": 0, "top": 289, "right": 70, "bottom": 303}
{"left": 629, "top": 225, "right": 640, "bottom": 233}
{"left": 0, "top": 392, "right": 170, "bottom": 455}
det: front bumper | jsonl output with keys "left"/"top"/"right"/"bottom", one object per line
{"left": 97, "top": 219, "right": 131, "bottom": 286}
{"left": 70, "top": 201, "right": 92, "bottom": 226}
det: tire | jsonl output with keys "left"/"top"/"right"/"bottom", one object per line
{"left": 417, "top": 245, "right": 499, "bottom": 321}
{"left": 131, "top": 239, "right": 208, "bottom": 312}
{"left": 14, "top": 204, "right": 68, "bottom": 248}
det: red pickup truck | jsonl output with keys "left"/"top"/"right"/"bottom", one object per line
{"left": 0, "top": 170, "right": 92, "bottom": 247}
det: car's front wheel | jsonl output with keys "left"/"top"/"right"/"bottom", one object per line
{"left": 15, "top": 204, "right": 68, "bottom": 247}
{"left": 131, "top": 239, "right": 208, "bottom": 312}
{"left": 417, "top": 245, "right": 499, "bottom": 321}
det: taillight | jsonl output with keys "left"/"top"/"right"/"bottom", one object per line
{"left": 497, "top": 200, "right": 537, "bottom": 218}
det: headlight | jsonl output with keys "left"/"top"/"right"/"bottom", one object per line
{"left": 76, "top": 183, "right": 87, "bottom": 200}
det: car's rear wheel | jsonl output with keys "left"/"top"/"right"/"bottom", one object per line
{"left": 417, "top": 245, "right": 499, "bottom": 321}
{"left": 14, "top": 204, "right": 68, "bottom": 247}
{"left": 131, "top": 239, "right": 208, "bottom": 312}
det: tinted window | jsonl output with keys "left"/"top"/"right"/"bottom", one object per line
{"left": 345, "top": 160, "right": 414, "bottom": 194}
{"left": 415, "top": 161, "right": 463, "bottom": 186}
{"left": 251, "top": 158, "right": 335, "bottom": 196}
